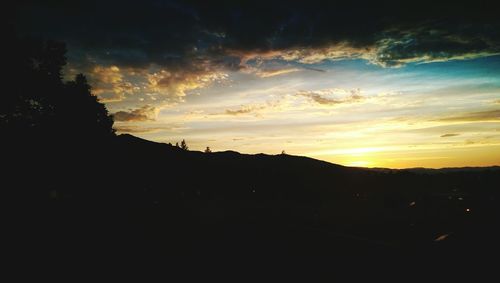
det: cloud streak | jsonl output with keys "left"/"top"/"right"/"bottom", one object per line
{"left": 254, "top": 68, "right": 301, "bottom": 78}
{"left": 438, "top": 110, "right": 500, "bottom": 122}
{"left": 441, "top": 133, "right": 460, "bottom": 138}
{"left": 297, "top": 88, "right": 364, "bottom": 105}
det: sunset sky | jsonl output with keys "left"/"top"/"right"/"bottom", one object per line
{"left": 15, "top": 0, "right": 500, "bottom": 168}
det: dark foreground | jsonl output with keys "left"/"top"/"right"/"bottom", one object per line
{"left": 6, "top": 135, "right": 500, "bottom": 278}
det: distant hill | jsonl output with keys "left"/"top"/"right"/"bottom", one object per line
{"left": 403, "top": 166, "right": 500, "bottom": 174}
{"left": 8, "top": 132, "right": 500, "bottom": 266}
{"left": 117, "top": 134, "right": 500, "bottom": 174}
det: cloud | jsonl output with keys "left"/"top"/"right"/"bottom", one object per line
{"left": 113, "top": 105, "right": 159, "bottom": 122}
{"left": 438, "top": 110, "right": 500, "bottom": 122}
{"left": 303, "top": 67, "right": 326, "bottom": 73}
{"left": 297, "top": 88, "right": 364, "bottom": 105}
{"left": 440, "top": 133, "right": 460, "bottom": 138}
{"left": 225, "top": 108, "right": 254, "bottom": 115}
{"left": 88, "top": 65, "right": 137, "bottom": 102}
{"left": 17, "top": 0, "right": 500, "bottom": 75}
{"left": 232, "top": 30, "right": 499, "bottom": 68}
{"left": 92, "top": 65, "right": 122, "bottom": 84}
{"left": 251, "top": 66, "right": 326, "bottom": 78}
{"left": 369, "top": 28, "right": 500, "bottom": 67}
{"left": 220, "top": 99, "right": 285, "bottom": 116}
{"left": 277, "top": 43, "right": 376, "bottom": 64}
{"left": 224, "top": 105, "right": 263, "bottom": 116}
{"left": 64, "top": 64, "right": 145, "bottom": 103}
{"left": 254, "top": 68, "right": 301, "bottom": 78}
{"left": 147, "top": 68, "right": 228, "bottom": 99}
{"left": 67, "top": 62, "right": 229, "bottom": 104}
{"left": 223, "top": 103, "right": 275, "bottom": 116}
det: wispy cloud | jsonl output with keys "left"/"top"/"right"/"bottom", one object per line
{"left": 440, "top": 133, "right": 460, "bottom": 138}
{"left": 228, "top": 28, "right": 500, "bottom": 69}
{"left": 438, "top": 110, "right": 500, "bottom": 122}
{"left": 297, "top": 88, "right": 364, "bottom": 105}
{"left": 222, "top": 101, "right": 281, "bottom": 116}
{"left": 303, "top": 66, "right": 327, "bottom": 73}
{"left": 225, "top": 106, "right": 262, "bottom": 115}
{"left": 254, "top": 68, "right": 301, "bottom": 78}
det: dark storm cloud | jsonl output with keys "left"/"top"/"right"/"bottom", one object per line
{"left": 14, "top": 0, "right": 500, "bottom": 70}
{"left": 15, "top": 0, "right": 204, "bottom": 68}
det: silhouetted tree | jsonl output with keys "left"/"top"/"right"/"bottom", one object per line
{"left": 205, "top": 146, "right": 212, "bottom": 153}
{"left": 175, "top": 142, "right": 180, "bottom": 148}
{"left": 180, "top": 139, "right": 188, "bottom": 151}
{"left": 64, "top": 74, "right": 115, "bottom": 138}
{"left": 3, "top": 38, "right": 68, "bottom": 135}
{"left": 3, "top": 34, "right": 117, "bottom": 206}
{"left": 3, "top": 35, "right": 115, "bottom": 143}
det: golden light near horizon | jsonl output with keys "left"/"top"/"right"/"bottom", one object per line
{"left": 345, "top": 160, "right": 373, "bottom": 167}
{"left": 63, "top": 28, "right": 500, "bottom": 170}
{"left": 107, "top": 58, "right": 500, "bottom": 169}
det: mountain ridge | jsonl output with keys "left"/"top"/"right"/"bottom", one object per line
{"left": 116, "top": 133, "right": 499, "bottom": 173}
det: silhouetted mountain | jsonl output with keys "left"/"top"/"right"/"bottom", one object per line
{"left": 8, "top": 132, "right": 500, "bottom": 264}
{"left": 106, "top": 134, "right": 500, "bottom": 257}
{"left": 404, "top": 166, "right": 500, "bottom": 174}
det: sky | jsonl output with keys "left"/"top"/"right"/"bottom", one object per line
{"left": 13, "top": 0, "right": 500, "bottom": 168}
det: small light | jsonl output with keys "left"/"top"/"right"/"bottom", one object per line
{"left": 434, "top": 234, "right": 449, "bottom": 242}
{"left": 466, "top": 208, "right": 471, "bottom": 212}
